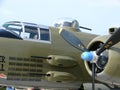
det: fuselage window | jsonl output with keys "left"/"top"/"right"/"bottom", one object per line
{"left": 3, "top": 24, "right": 22, "bottom": 36}
{"left": 24, "top": 26, "right": 39, "bottom": 39}
{"left": 40, "top": 28, "right": 50, "bottom": 41}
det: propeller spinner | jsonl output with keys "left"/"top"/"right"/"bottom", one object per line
{"left": 59, "top": 28, "right": 120, "bottom": 90}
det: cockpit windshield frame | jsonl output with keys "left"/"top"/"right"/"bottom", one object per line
{"left": 2, "top": 21, "right": 51, "bottom": 43}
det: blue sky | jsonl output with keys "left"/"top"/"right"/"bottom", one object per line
{"left": 0, "top": 0, "right": 120, "bottom": 35}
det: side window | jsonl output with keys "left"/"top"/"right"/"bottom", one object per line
{"left": 21, "top": 26, "right": 38, "bottom": 39}
{"left": 24, "top": 26, "right": 39, "bottom": 39}
{"left": 40, "top": 28, "right": 50, "bottom": 41}
{"left": 3, "top": 24, "right": 22, "bottom": 36}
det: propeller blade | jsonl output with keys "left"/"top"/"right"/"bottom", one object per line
{"left": 92, "top": 63, "right": 95, "bottom": 90}
{"left": 96, "top": 28, "right": 120, "bottom": 55}
{"left": 59, "top": 29, "right": 87, "bottom": 52}
{"left": 59, "top": 28, "right": 120, "bottom": 90}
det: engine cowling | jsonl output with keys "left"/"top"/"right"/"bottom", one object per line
{"left": 84, "top": 35, "right": 120, "bottom": 86}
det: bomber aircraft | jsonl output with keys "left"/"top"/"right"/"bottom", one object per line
{"left": 0, "top": 18, "right": 119, "bottom": 90}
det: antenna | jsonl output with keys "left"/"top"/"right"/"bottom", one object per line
{"left": 79, "top": 26, "right": 92, "bottom": 31}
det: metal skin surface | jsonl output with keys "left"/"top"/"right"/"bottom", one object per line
{"left": 0, "top": 26, "right": 97, "bottom": 89}
{"left": 0, "top": 20, "right": 120, "bottom": 89}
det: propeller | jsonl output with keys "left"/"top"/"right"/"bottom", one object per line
{"left": 59, "top": 28, "right": 120, "bottom": 90}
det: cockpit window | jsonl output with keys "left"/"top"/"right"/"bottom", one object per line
{"left": 40, "top": 28, "right": 50, "bottom": 41}
{"left": 24, "top": 26, "right": 38, "bottom": 39}
{"left": 2, "top": 21, "right": 51, "bottom": 43}
{"left": 3, "top": 24, "right": 22, "bottom": 35}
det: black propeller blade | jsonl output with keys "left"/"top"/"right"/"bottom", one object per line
{"left": 59, "top": 28, "right": 120, "bottom": 90}
{"left": 92, "top": 63, "right": 95, "bottom": 90}
{"left": 59, "top": 29, "right": 87, "bottom": 52}
{"left": 59, "top": 29, "right": 96, "bottom": 90}
{"left": 96, "top": 28, "right": 120, "bottom": 55}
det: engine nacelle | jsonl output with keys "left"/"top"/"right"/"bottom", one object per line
{"left": 84, "top": 35, "right": 120, "bottom": 87}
